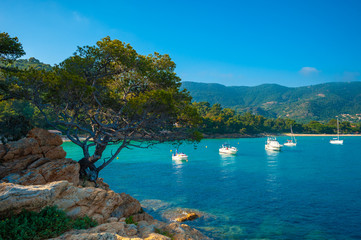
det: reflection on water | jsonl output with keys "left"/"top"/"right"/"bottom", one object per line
{"left": 172, "top": 159, "right": 186, "bottom": 185}
{"left": 219, "top": 154, "right": 236, "bottom": 180}
{"left": 265, "top": 149, "right": 280, "bottom": 196}
{"left": 219, "top": 154, "right": 236, "bottom": 167}
{"left": 265, "top": 149, "right": 280, "bottom": 158}
{"left": 172, "top": 159, "right": 186, "bottom": 168}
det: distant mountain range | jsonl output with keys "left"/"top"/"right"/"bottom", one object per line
{"left": 181, "top": 81, "right": 361, "bottom": 123}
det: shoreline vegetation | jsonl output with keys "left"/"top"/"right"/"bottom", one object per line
{"left": 61, "top": 133, "right": 361, "bottom": 143}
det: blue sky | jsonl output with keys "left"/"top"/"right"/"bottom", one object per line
{"left": 1, "top": 0, "right": 361, "bottom": 87}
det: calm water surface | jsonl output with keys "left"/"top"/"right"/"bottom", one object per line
{"left": 63, "top": 137, "right": 361, "bottom": 239}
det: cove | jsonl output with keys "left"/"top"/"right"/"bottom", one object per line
{"left": 63, "top": 136, "right": 361, "bottom": 239}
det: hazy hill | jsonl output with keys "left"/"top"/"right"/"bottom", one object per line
{"left": 181, "top": 81, "right": 361, "bottom": 122}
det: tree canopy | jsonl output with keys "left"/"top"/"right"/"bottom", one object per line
{"left": 0, "top": 33, "right": 33, "bottom": 143}
{"left": 0, "top": 32, "right": 25, "bottom": 64}
{"left": 3, "top": 36, "right": 201, "bottom": 181}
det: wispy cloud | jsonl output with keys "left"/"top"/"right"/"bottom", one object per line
{"left": 72, "top": 11, "right": 89, "bottom": 24}
{"left": 299, "top": 67, "right": 320, "bottom": 76}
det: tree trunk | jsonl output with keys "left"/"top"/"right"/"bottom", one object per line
{"left": 78, "top": 157, "right": 98, "bottom": 183}
{"left": 78, "top": 139, "right": 109, "bottom": 184}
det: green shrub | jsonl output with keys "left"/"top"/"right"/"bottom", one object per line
{"left": 154, "top": 228, "right": 174, "bottom": 239}
{"left": 0, "top": 206, "right": 97, "bottom": 240}
{"left": 125, "top": 215, "right": 137, "bottom": 225}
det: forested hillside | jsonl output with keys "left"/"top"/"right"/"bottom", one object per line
{"left": 182, "top": 81, "right": 361, "bottom": 122}
{"left": 10, "top": 57, "right": 52, "bottom": 71}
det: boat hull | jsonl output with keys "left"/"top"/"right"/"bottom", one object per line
{"left": 172, "top": 154, "right": 188, "bottom": 161}
{"left": 219, "top": 148, "right": 238, "bottom": 155}
{"left": 265, "top": 137, "right": 282, "bottom": 151}
{"left": 265, "top": 145, "right": 282, "bottom": 151}
{"left": 284, "top": 142, "right": 297, "bottom": 147}
{"left": 330, "top": 140, "right": 343, "bottom": 145}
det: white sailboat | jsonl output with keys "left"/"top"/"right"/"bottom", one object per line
{"left": 284, "top": 125, "right": 297, "bottom": 146}
{"left": 330, "top": 118, "right": 343, "bottom": 145}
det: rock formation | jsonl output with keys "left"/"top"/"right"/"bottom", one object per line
{"left": 0, "top": 181, "right": 141, "bottom": 224}
{"left": 175, "top": 212, "right": 199, "bottom": 222}
{"left": 0, "top": 129, "right": 211, "bottom": 239}
{"left": 50, "top": 219, "right": 209, "bottom": 240}
{"left": 0, "top": 128, "right": 79, "bottom": 185}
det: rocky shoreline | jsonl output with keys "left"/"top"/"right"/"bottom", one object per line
{"left": 0, "top": 128, "right": 212, "bottom": 240}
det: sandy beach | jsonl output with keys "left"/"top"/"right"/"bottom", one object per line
{"left": 283, "top": 133, "right": 361, "bottom": 137}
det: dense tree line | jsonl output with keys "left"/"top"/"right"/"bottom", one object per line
{"left": 192, "top": 102, "right": 361, "bottom": 135}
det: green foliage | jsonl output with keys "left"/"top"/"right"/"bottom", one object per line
{"left": 0, "top": 32, "right": 25, "bottom": 64}
{"left": 1, "top": 36, "right": 202, "bottom": 179}
{"left": 71, "top": 215, "right": 97, "bottom": 230}
{"left": 304, "top": 121, "right": 332, "bottom": 134}
{"left": 193, "top": 102, "right": 298, "bottom": 135}
{"left": 0, "top": 99, "right": 49, "bottom": 143}
{"left": 182, "top": 81, "right": 361, "bottom": 123}
{"left": 0, "top": 113, "right": 32, "bottom": 144}
{"left": 0, "top": 206, "right": 97, "bottom": 240}
{"left": 193, "top": 102, "right": 360, "bottom": 135}
{"left": 154, "top": 228, "right": 174, "bottom": 239}
{"left": 125, "top": 216, "right": 137, "bottom": 225}
{"left": 9, "top": 58, "right": 52, "bottom": 71}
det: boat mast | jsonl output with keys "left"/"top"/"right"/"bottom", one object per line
{"left": 337, "top": 118, "right": 340, "bottom": 140}
{"left": 291, "top": 125, "right": 296, "bottom": 143}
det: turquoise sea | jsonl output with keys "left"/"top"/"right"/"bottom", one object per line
{"left": 62, "top": 136, "right": 361, "bottom": 239}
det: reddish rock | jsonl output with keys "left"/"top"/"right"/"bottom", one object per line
{"left": 27, "top": 128, "right": 63, "bottom": 147}
{"left": 111, "top": 193, "right": 142, "bottom": 218}
{"left": 2, "top": 158, "right": 80, "bottom": 186}
{"left": 80, "top": 178, "right": 110, "bottom": 191}
{"left": 44, "top": 146, "right": 67, "bottom": 159}
{"left": 0, "top": 154, "right": 43, "bottom": 178}
{"left": 0, "top": 128, "right": 73, "bottom": 185}
{"left": 2, "top": 138, "right": 41, "bottom": 161}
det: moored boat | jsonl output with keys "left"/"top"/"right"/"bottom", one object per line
{"left": 284, "top": 125, "right": 297, "bottom": 146}
{"left": 284, "top": 140, "right": 297, "bottom": 146}
{"left": 330, "top": 118, "right": 343, "bottom": 145}
{"left": 265, "top": 137, "right": 283, "bottom": 151}
{"left": 219, "top": 144, "right": 238, "bottom": 155}
{"left": 172, "top": 151, "right": 188, "bottom": 161}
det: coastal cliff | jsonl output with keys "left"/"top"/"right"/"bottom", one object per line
{"left": 0, "top": 128, "right": 211, "bottom": 240}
